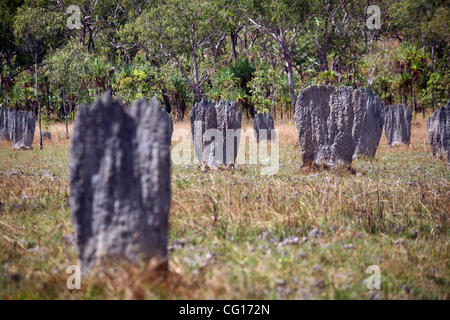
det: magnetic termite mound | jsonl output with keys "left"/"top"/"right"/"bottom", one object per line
{"left": 253, "top": 112, "right": 276, "bottom": 143}
{"left": 426, "top": 102, "right": 450, "bottom": 166}
{"left": 69, "top": 92, "right": 171, "bottom": 272}
{"left": 0, "top": 106, "right": 35, "bottom": 149}
{"left": 190, "top": 99, "right": 242, "bottom": 167}
{"left": 294, "top": 85, "right": 383, "bottom": 168}
{"left": 383, "top": 104, "right": 412, "bottom": 146}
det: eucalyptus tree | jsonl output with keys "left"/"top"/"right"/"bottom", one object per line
{"left": 65, "top": 0, "right": 100, "bottom": 53}
{"left": 389, "top": 0, "right": 449, "bottom": 72}
{"left": 121, "top": 0, "right": 225, "bottom": 102}
{"left": 44, "top": 41, "right": 90, "bottom": 138}
{"left": 236, "top": 0, "right": 311, "bottom": 113}
{"left": 13, "top": 6, "right": 65, "bottom": 149}
{"left": 0, "top": 0, "right": 23, "bottom": 96}
{"left": 215, "top": 0, "right": 249, "bottom": 62}
{"left": 308, "top": 0, "right": 359, "bottom": 72}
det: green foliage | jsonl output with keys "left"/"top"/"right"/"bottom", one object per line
{"left": 229, "top": 57, "right": 256, "bottom": 88}
{"left": 113, "top": 64, "right": 135, "bottom": 104}
{"left": 90, "top": 57, "right": 110, "bottom": 86}
{"left": 166, "top": 68, "right": 190, "bottom": 103}
{"left": 0, "top": 0, "right": 448, "bottom": 119}
{"left": 421, "top": 72, "right": 449, "bottom": 107}
{"left": 313, "top": 70, "right": 339, "bottom": 85}
{"left": 43, "top": 40, "right": 112, "bottom": 112}
{"left": 207, "top": 67, "right": 245, "bottom": 102}
{"left": 13, "top": 6, "right": 66, "bottom": 61}
{"left": 5, "top": 70, "right": 35, "bottom": 109}
{"left": 360, "top": 42, "right": 434, "bottom": 109}
{"left": 239, "top": 0, "right": 310, "bottom": 25}
{"left": 207, "top": 57, "right": 255, "bottom": 103}
{"left": 249, "top": 63, "right": 288, "bottom": 113}
{"left": 389, "top": 0, "right": 449, "bottom": 47}
{"left": 0, "top": 0, "right": 23, "bottom": 53}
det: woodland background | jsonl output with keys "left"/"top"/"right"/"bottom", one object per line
{"left": 0, "top": 0, "right": 448, "bottom": 129}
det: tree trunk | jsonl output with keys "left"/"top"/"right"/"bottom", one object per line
{"left": 0, "top": 56, "right": 3, "bottom": 95}
{"left": 430, "top": 45, "right": 435, "bottom": 73}
{"left": 231, "top": 31, "right": 238, "bottom": 61}
{"left": 174, "top": 93, "right": 181, "bottom": 121}
{"left": 46, "top": 82, "right": 51, "bottom": 116}
{"left": 286, "top": 59, "right": 296, "bottom": 114}
{"left": 161, "top": 88, "right": 171, "bottom": 113}
{"left": 175, "top": 92, "right": 186, "bottom": 121}
{"left": 431, "top": 45, "right": 436, "bottom": 109}
{"left": 181, "top": 100, "right": 186, "bottom": 120}
{"left": 88, "top": 28, "right": 95, "bottom": 53}
{"left": 320, "top": 18, "right": 329, "bottom": 71}
{"left": 62, "top": 88, "right": 69, "bottom": 139}
{"left": 244, "top": 32, "right": 248, "bottom": 49}
{"left": 191, "top": 49, "right": 202, "bottom": 102}
{"left": 35, "top": 56, "right": 43, "bottom": 150}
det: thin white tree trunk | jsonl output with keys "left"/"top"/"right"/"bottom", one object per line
{"left": 286, "top": 59, "right": 296, "bottom": 114}
{"left": 35, "top": 55, "right": 42, "bottom": 150}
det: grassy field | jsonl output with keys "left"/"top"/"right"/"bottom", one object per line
{"left": 0, "top": 115, "right": 448, "bottom": 299}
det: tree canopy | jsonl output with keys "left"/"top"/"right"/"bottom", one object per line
{"left": 0, "top": 0, "right": 448, "bottom": 126}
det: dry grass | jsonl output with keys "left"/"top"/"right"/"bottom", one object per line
{"left": 0, "top": 113, "right": 448, "bottom": 299}
{"left": 36, "top": 122, "right": 74, "bottom": 146}
{"left": 0, "top": 122, "right": 74, "bottom": 148}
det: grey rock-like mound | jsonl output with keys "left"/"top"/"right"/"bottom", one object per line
{"left": 12, "top": 110, "right": 35, "bottom": 149}
{"left": 190, "top": 99, "right": 218, "bottom": 167}
{"left": 294, "top": 85, "right": 382, "bottom": 167}
{"left": 442, "top": 102, "right": 450, "bottom": 165}
{"left": 253, "top": 113, "right": 276, "bottom": 143}
{"left": 383, "top": 104, "right": 412, "bottom": 145}
{"left": 427, "top": 108, "right": 441, "bottom": 157}
{"left": 42, "top": 131, "right": 52, "bottom": 140}
{"left": 6, "top": 109, "right": 16, "bottom": 142}
{"left": 0, "top": 107, "right": 35, "bottom": 149}
{"left": 215, "top": 100, "right": 242, "bottom": 165}
{"left": 426, "top": 102, "right": 450, "bottom": 165}
{"left": 0, "top": 106, "right": 8, "bottom": 141}
{"left": 190, "top": 99, "right": 242, "bottom": 167}
{"left": 69, "top": 92, "right": 171, "bottom": 272}
{"left": 353, "top": 89, "right": 384, "bottom": 157}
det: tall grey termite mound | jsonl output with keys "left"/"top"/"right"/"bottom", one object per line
{"left": 253, "top": 113, "right": 276, "bottom": 143}
{"left": 190, "top": 99, "right": 242, "bottom": 167}
{"left": 294, "top": 85, "right": 383, "bottom": 168}
{"left": 383, "top": 104, "right": 412, "bottom": 145}
{"left": 0, "top": 106, "right": 7, "bottom": 140}
{"left": 426, "top": 102, "right": 450, "bottom": 165}
{"left": 0, "top": 106, "right": 35, "bottom": 149}
{"left": 69, "top": 92, "right": 171, "bottom": 272}
{"left": 190, "top": 99, "right": 218, "bottom": 167}
{"left": 353, "top": 89, "right": 384, "bottom": 157}
{"left": 215, "top": 100, "right": 242, "bottom": 165}
{"left": 12, "top": 110, "right": 36, "bottom": 149}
